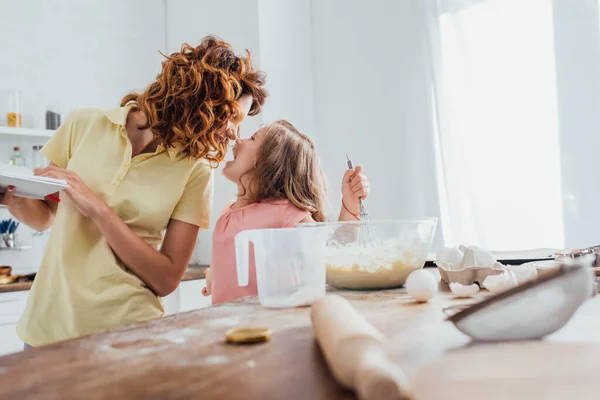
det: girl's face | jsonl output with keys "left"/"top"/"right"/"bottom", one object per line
{"left": 222, "top": 126, "right": 269, "bottom": 184}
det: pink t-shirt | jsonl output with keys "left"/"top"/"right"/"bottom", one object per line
{"left": 210, "top": 200, "right": 310, "bottom": 305}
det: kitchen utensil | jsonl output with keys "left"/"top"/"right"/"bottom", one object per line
{"left": 300, "top": 219, "right": 437, "bottom": 290}
{"left": 411, "top": 342, "right": 600, "bottom": 400}
{"left": 311, "top": 295, "right": 411, "bottom": 400}
{"left": 346, "top": 155, "right": 376, "bottom": 247}
{"left": 225, "top": 327, "right": 271, "bottom": 344}
{"left": 446, "top": 262, "right": 595, "bottom": 341}
{"left": 0, "top": 219, "right": 19, "bottom": 248}
{"left": 557, "top": 244, "right": 600, "bottom": 267}
{"left": 235, "top": 226, "right": 329, "bottom": 307}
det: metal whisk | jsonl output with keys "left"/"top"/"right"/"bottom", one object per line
{"left": 346, "top": 155, "right": 377, "bottom": 246}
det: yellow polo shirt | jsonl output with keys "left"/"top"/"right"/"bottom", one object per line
{"left": 17, "top": 106, "right": 214, "bottom": 346}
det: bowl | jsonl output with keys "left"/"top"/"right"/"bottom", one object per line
{"left": 300, "top": 219, "right": 437, "bottom": 290}
{"left": 446, "top": 263, "right": 595, "bottom": 341}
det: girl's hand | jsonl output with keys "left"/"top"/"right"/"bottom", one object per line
{"left": 202, "top": 268, "right": 212, "bottom": 296}
{"left": 35, "top": 165, "right": 107, "bottom": 219}
{"left": 341, "top": 166, "right": 370, "bottom": 215}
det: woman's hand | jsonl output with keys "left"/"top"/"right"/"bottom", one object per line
{"left": 0, "top": 186, "right": 24, "bottom": 208}
{"left": 341, "top": 165, "right": 370, "bottom": 216}
{"left": 35, "top": 165, "right": 107, "bottom": 219}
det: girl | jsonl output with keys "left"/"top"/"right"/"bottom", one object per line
{"left": 202, "top": 120, "right": 370, "bottom": 304}
{"left": 2, "top": 36, "right": 267, "bottom": 347}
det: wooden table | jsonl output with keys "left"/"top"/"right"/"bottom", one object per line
{"left": 0, "top": 285, "right": 598, "bottom": 400}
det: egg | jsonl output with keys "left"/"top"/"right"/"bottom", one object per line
{"left": 406, "top": 269, "right": 438, "bottom": 302}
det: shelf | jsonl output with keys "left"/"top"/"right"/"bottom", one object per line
{"left": 0, "top": 127, "right": 55, "bottom": 139}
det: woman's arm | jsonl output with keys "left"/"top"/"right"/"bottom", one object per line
{"left": 36, "top": 164, "right": 200, "bottom": 297}
{"left": 93, "top": 208, "right": 199, "bottom": 297}
{"left": 1, "top": 186, "right": 58, "bottom": 232}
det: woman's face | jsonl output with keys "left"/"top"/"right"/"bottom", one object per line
{"left": 222, "top": 126, "right": 269, "bottom": 184}
{"left": 219, "top": 95, "right": 253, "bottom": 143}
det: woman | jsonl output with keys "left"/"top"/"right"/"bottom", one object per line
{"left": 0, "top": 36, "right": 267, "bottom": 347}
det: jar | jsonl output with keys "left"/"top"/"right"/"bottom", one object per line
{"left": 7, "top": 90, "right": 22, "bottom": 128}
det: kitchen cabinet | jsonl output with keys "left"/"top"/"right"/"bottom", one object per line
{"left": 0, "top": 290, "right": 28, "bottom": 356}
{"left": 180, "top": 278, "right": 210, "bottom": 312}
{"left": 163, "top": 278, "right": 210, "bottom": 316}
{"left": 0, "top": 277, "right": 210, "bottom": 355}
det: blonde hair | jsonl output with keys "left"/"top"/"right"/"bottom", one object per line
{"left": 242, "top": 120, "right": 327, "bottom": 222}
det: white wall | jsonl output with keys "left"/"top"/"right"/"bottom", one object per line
{"left": 165, "top": 0, "right": 265, "bottom": 264}
{"left": 257, "top": 0, "right": 316, "bottom": 136}
{"left": 6, "top": 0, "right": 597, "bottom": 269}
{"left": 0, "top": 0, "right": 166, "bottom": 129}
{"left": 0, "top": 0, "right": 166, "bottom": 270}
{"left": 310, "top": 0, "right": 444, "bottom": 249}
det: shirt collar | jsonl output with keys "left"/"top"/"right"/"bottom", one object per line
{"left": 105, "top": 106, "right": 183, "bottom": 160}
{"left": 158, "top": 143, "right": 184, "bottom": 160}
{"left": 105, "top": 106, "right": 131, "bottom": 126}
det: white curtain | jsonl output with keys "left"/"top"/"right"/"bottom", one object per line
{"left": 427, "top": 0, "right": 565, "bottom": 250}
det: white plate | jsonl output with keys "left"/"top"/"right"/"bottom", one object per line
{"left": 0, "top": 172, "right": 69, "bottom": 199}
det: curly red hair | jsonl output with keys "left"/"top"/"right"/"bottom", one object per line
{"left": 121, "top": 36, "right": 267, "bottom": 164}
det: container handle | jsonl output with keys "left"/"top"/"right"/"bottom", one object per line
{"left": 235, "top": 230, "right": 253, "bottom": 287}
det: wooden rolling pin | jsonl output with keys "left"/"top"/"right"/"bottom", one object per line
{"left": 311, "top": 295, "right": 411, "bottom": 400}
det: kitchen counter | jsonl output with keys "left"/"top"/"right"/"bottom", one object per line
{"left": 0, "top": 264, "right": 209, "bottom": 293}
{"left": 0, "top": 279, "right": 34, "bottom": 293}
{"left": 182, "top": 264, "right": 209, "bottom": 281}
{"left": 0, "top": 284, "right": 598, "bottom": 400}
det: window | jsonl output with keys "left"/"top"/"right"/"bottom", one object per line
{"left": 429, "top": 0, "right": 564, "bottom": 249}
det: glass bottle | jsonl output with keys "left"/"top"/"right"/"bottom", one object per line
{"left": 9, "top": 147, "right": 26, "bottom": 167}
{"left": 32, "top": 145, "right": 45, "bottom": 170}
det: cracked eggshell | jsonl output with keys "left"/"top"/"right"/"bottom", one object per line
{"left": 459, "top": 247, "right": 497, "bottom": 269}
{"left": 436, "top": 247, "right": 464, "bottom": 270}
{"left": 509, "top": 264, "right": 538, "bottom": 284}
{"left": 483, "top": 271, "right": 519, "bottom": 294}
{"left": 449, "top": 282, "right": 480, "bottom": 298}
